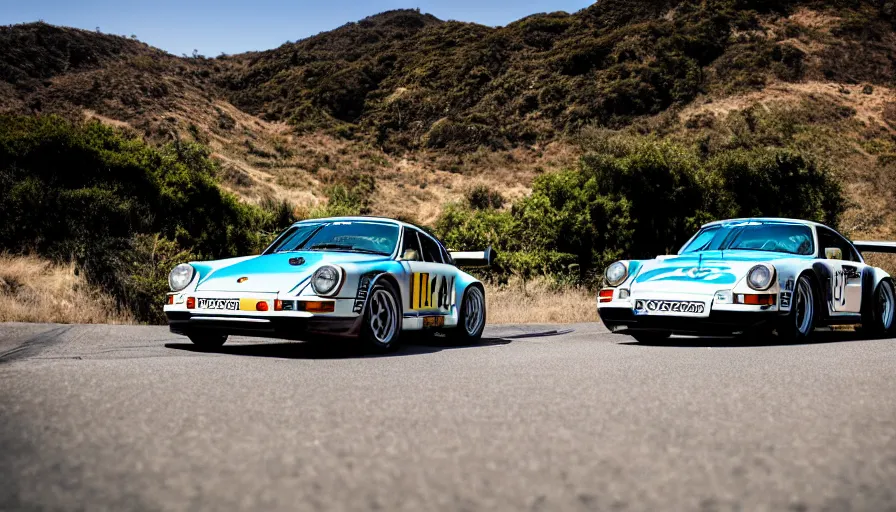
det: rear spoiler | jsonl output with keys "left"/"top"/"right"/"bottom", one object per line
{"left": 853, "top": 241, "right": 896, "bottom": 254}
{"left": 449, "top": 247, "right": 497, "bottom": 268}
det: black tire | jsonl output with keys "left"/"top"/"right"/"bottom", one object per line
{"left": 862, "top": 279, "right": 896, "bottom": 337}
{"left": 630, "top": 331, "right": 671, "bottom": 344}
{"left": 777, "top": 274, "right": 817, "bottom": 341}
{"left": 446, "top": 285, "right": 486, "bottom": 344}
{"left": 360, "top": 280, "right": 402, "bottom": 353}
{"left": 188, "top": 333, "right": 228, "bottom": 349}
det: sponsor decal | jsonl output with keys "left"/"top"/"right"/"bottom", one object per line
{"left": 634, "top": 299, "right": 705, "bottom": 314}
{"left": 780, "top": 291, "right": 792, "bottom": 309}
{"left": 353, "top": 273, "right": 376, "bottom": 313}
{"left": 197, "top": 298, "right": 240, "bottom": 311}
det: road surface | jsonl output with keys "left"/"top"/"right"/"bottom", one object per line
{"left": 1, "top": 323, "right": 895, "bottom": 511}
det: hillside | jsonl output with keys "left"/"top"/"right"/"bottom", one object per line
{"left": 1, "top": 0, "right": 895, "bottom": 323}
{"left": 1, "top": 2, "right": 894, "bottom": 224}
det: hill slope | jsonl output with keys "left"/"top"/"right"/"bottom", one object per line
{"left": 0, "top": 1, "right": 895, "bottom": 323}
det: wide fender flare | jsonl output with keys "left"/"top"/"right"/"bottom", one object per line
{"left": 347, "top": 271, "right": 403, "bottom": 336}
{"left": 862, "top": 267, "right": 894, "bottom": 318}
{"left": 452, "top": 271, "right": 483, "bottom": 320}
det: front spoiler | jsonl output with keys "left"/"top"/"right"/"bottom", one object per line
{"left": 598, "top": 307, "right": 780, "bottom": 335}
{"left": 166, "top": 312, "right": 362, "bottom": 340}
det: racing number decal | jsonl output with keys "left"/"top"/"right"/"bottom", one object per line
{"left": 832, "top": 270, "right": 847, "bottom": 307}
{"left": 409, "top": 273, "right": 454, "bottom": 311}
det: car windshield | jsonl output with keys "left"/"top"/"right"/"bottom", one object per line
{"left": 680, "top": 222, "right": 815, "bottom": 256}
{"left": 268, "top": 221, "right": 399, "bottom": 256}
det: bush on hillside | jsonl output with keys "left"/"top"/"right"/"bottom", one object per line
{"left": 0, "top": 115, "right": 289, "bottom": 323}
{"left": 465, "top": 185, "right": 505, "bottom": 210}
{"left": 436, "top": 134, "right": 843, "bottom": 286}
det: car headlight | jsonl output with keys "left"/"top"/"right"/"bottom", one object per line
{"left": 168, "top": 263, "right": 195, "bottom": 292}
{"left": 311, "top": 265, "right": 341, "bottom": 296}
{"left": 747, "top": 264, "right": 775, "bottom": 291}
{"left": 605, "top": 261, "right": 628, "bottom": 287}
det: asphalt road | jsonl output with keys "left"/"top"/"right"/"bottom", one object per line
{"left": 1, "top": 323, "right": 896, "bottom": 511}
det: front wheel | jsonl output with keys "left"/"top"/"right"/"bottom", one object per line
{"left": 360, "top": 280, "right": 402, "bottom": 353}
{"left": 188, "top": 333, "right": 228, "bottom": 349}
{"left": 446, "top": 286, "right": 486, "bottom": 343}
{"left": 777, "top": 275, "right": 817, "bottom": 341}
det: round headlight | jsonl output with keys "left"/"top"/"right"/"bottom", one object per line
{"left": 605, "top": 261, "right": 628, "bottom": 287}
{"left": 747, "top": 264, "right": 774, "bottom": 291}
{"left": 168, "top": 263, "right": 195, "bottom": 292}
{"left": 311, "top": 266, "right": 341, "bottom": 296}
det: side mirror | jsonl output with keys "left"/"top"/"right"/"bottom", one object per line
{"left": 825, "top": 247, "right": 843, "bottom": 260}
{"left": 401, "top": 248, "right": 420, "bottom": 261}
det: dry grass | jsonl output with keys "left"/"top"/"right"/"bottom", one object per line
{"left": 0, "top": 254, "right": 133, "bottom": 324}
{"left": 681, "top": 81, "right": 896, "bottom": 133}
{"left": 74, "top": 93, "right": 575, "bottom": 226}
{"left": 486, "top": 279, "right": 596, "bottom": 325}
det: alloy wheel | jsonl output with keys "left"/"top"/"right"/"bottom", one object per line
{"left": 879, "top": 282, "right": 895, "bottom": 331}
{"left": 795, "top": 278, "right": 814, "bottom": 335}
{"left": 464, "top": 287, "right": 485, "bottom": 336}
{"left": 368, "top": 288, "right": 399, "bottom": 345}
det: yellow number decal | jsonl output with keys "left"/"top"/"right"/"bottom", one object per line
{"left": 410, "top": 273, "right": 454, "bottom": 311}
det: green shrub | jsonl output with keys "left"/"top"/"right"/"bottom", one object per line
{"left": 436, "top": 134, "right": 844, "bottom": 287}
{"left": 465, "top": 185, "right": 505, "bottom": 210}
{"left": 0, "top": 115, "right": 286, "bottom": 322}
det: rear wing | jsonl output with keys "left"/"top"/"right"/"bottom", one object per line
{"left": 449, "top": 247, "right": 497, "bottom": 268}
{"left": 853, "top": 241, "right": 896, "bottom": 254}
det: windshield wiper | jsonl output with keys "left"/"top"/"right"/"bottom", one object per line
{"left": 308, "top": 243, "right": 390, "bottom": 256}
{"left": 309, "top": 243, "right": 354, "bottom": 251}
{"left": 347, "top": 247, "right": 391, "bottom": 256}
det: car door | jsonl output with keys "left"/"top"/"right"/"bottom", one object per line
{"left": 399, "top": 228, "right": 455, "bottom": 320}
{"left": 817, "top": 227, "right": 863, "bottom": 313}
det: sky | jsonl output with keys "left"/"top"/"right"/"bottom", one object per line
{"left": 2, "top": 0, "right": 595, "bottom": 56}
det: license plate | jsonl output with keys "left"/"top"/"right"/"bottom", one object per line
{"left": 197, "top": 298, "right": 240, "bottom": 311}
{"left": 634, "top": 299, "right": 705, "bottom": 315}
{"left": 422, "top": 316, "right": 445, "bottom": 328}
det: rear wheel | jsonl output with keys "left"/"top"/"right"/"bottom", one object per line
{"left": 777, "top": 275, "right": 816, "bottom": 341}
{"left": 188, "top": 333, "right": 228, "bottom": 349}
{"left": 863, "top": 279, "right": 896, "bottom": 337}
{"left": 447, "top": 286, "right": 486, "bottom": 343}
{"left": 361, "top": 281, "right": 402, "bottom": 353}
{"left": 630, "top": 331, "right": 671, "bottom": 344}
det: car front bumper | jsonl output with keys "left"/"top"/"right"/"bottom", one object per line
{"left": 164, "top": 292, "right": 363, "bottom": 340}
{"left": 597, "top": 307, "right": 780, "bottom": 335}
{"left": 166, "top": 311, "right": 363, "bottom": 340}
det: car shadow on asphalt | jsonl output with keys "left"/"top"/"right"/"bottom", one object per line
{"left": 163, "top": 335, "right": 514, "bottom": 360}
{"left": 618, "top": 330, "right": 871, "bottom": 348}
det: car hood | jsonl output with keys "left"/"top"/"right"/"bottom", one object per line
{"left": 194, "top": 251, "right": 390, "bottom": 293}
{"left": 630, "top": 250, "right": 810, "bottom": 295}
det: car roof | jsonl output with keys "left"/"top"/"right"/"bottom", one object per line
{"left": 701, "top": 217, "right": 828, "bottom": 229}
{"left": 291, "top": 216, "right": 423, "bottom": 231}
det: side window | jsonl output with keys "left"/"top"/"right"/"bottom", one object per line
{"left": 400, "top": 228, "right": 422, "bottom": 261}
{"left": 418, "top": 232, "right": 444, "bottom": 263}
{"left": 837, "top": 233, "right": 861, "bottom": 262}
{"left": 818, "top": 228, "right": 860, "bottom": 262}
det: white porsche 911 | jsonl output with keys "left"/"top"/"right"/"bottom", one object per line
{"left": 164, "top": 217, "right": 495, "bottom": 352}
{"left": 597, "top": 218, "right": 896, "bottom": 342}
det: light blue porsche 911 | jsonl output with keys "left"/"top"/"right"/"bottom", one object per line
{"left": 164, "top": 217, "right": 495, "bottom": 352}
{"left": 598, "top": 218, "right": 896, "bottom": 342}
